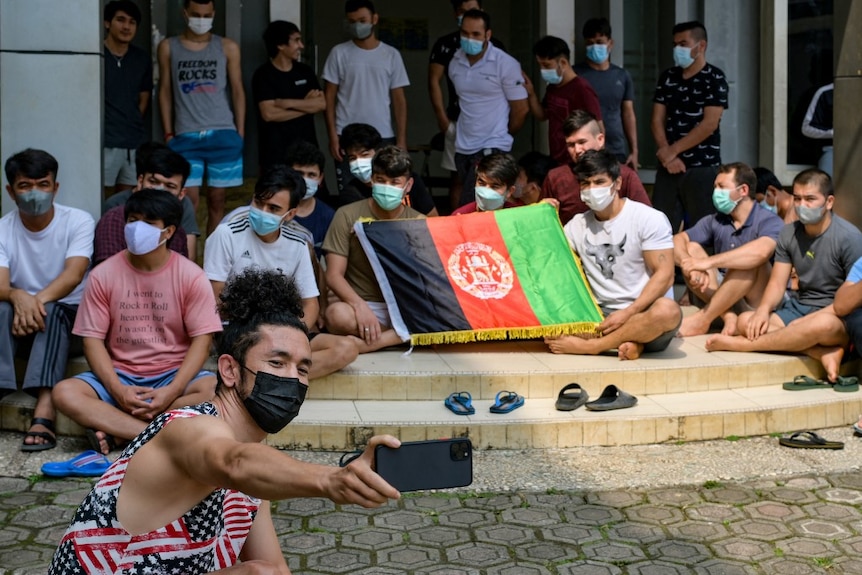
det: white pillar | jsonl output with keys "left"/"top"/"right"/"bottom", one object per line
{"left": 269, "top": 0, "right": 301, "bottom": 24}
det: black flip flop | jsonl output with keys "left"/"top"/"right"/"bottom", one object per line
{"left": 86, "top": 428, "right": 119, "bottom": 455}
{"left": 555, "top": 383, "right": 589, "bottom": 411}
{"left": 778, "top": 431, "right": 844, "bottom": 450}
{"left": 585, "top": 385, "right": 637, "bottom": 411}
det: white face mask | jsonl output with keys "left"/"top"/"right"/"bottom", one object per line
{"left": 580, "top": 184, "right": 615, "bottom": 211}
{"left": 188, "top": 17, "right": 213, "bottom": 35}
{"left": 125, "top": 221, "right": 167, "bottom": 255}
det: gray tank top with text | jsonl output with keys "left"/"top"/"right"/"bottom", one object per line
{"left": 169, "top": 35, "right": 236, "bottom": 134}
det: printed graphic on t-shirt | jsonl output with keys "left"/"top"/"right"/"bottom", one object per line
{"left": 116, "top": 288, "right": 171, "bottom": 346}
{"left": 178, "top": 59, "right": 219, "bottom": 94}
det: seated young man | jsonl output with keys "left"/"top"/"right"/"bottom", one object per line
{"left": 755, "top": 166, "right": 796, "bottom": 224}
{"left": 0, "top": 149, "right": 94, "bottom": 451}
{"left": 706, "top": 170, "right": 862, "bottom": 382}
{"left": 542, "top": 110, "right": 650, "bottom": 225}
{"left": 545, "top": 149, "right": 681, "bottom": 360}
{"left": 673, "top": 162, "right": 784, "bottom": 336}
{"left": 323, "top": 146, "right": 425, "bottom": 353}
{"left": 53, "top": 189, "right": 223, "bottom": 455}
{"left": 335, "top": 123, "right": 438, "bottom": 216}
{"left": 96, "top": 143, "right": 199, "bottom": 263}
{"left": 285, "top": 141, "right": 336, "bottom": 259}
{"left": 204, "top": 165, "right": 358, "bottom": 378}
{"left": 514, "top": 151, "right": 558, "bottom": 206}
{"left": 452, "top": 153, "right": 520, "bottom": 214}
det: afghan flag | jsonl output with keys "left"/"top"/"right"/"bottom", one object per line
{"left": 354, "top": 202, "right": 603, "bottom": 345}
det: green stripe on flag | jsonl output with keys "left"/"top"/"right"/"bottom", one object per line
{"left": 495, "top": 203, "right": 603, "bottom": 325}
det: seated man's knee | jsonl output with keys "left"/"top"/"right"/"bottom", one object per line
{"left": 325, "top": 302, "right": 357, "bottom": 335}
{"left": 52, "top": 378, "right": 89, "bottom": 412}
{"left": 653, "top": 298, "right": 682, "bottom": 328}
{"left": 331, "top": 335, "right": 359, "bottom": 365}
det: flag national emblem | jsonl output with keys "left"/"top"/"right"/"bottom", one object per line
{"left": 355, "top": 203, "right": 603, "bottom": 345}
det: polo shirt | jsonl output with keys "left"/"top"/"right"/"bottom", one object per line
{"left": 449, "top": 43, "right": 527, "bottom": 154}
{"left": 685, "top": 201, "right": 784, "bottom": 263}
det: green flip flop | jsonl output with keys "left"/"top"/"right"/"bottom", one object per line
{"left": 831, "top": 375, "right": 859, "bottom": 392}
{"left": 782, "top": 375, "right": 829, "bottom": 391}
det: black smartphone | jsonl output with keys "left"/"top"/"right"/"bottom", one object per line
{"left": 375, "top": 438, "right": 473, "bottom": 492}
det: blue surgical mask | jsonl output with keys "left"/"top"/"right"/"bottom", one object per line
{"left": 371, "top": 183, "right": 405, "bottom": 211}
{"left": 16, "top": 189, "right": 54, "bottom": 216}
{"left": 302, "top": 177, "right": 319, "bottom": 200}
{"left": 475, "top": 186, "right": 506, "bottom": 211}
{"left": 460, "top": 36, "right": 484, "bottom": 56}
{"left": 248, "top": 206, "right": 284, "bottom": 236}
{"left": 349, "top": 157, "right": 373, "bottom": 183}
{"left": 347, "top": 21, "right": 373, "bottom": 40}
{"left": 760, "top": 199, "right": 777, "bottom": 214}
{"left": 712, "top": 188, "right": 741, "bottom": 215}
{"left": 540, "top": 67, "right": 563, "bottom": 85}
{"left": 673, "top": 45, "right": 695, "bottom": 69}
{"left": 586, "top": 44, "right": 609, "bottom": 64}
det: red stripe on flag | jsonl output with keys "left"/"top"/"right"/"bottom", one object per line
{"left": 426, "top": 213, "right": 541, "bottom": 329}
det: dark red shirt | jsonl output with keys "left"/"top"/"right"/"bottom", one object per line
{"left": 542, "top": 163, "right": 651, "bottom": 225}
{"left": 94, "top": 205, "right": 188, "bottom": 266}
{"left": 542, "top": 76, "right": 603, "bottom": 165}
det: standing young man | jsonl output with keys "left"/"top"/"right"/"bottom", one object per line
{"left": 158, "top": 0, "right": 245, "bottom": 235}
{"left": 253, "top": 20, "right": 325, "bottom": 170}
{"left": 322, "top": 0, "right": 409, "bottom": 192}
{"left": 103, "top": 0, "right": 153, "bottom": 195}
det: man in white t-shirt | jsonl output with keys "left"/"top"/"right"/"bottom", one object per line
{"left": 205, "top": 165, "right": 359, "bottom": 378}
{"left": 322, "top": 0, "right": 409, "bottom": 192}
{"left": 0, "top": 149, "right": 95, "bottom": 451}
{"left": 546, "top": 149, "right": 681, "bottom": 360}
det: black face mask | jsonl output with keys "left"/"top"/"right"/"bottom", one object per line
{"left": 240, "top": 365, "right": 307, "bottom": 434}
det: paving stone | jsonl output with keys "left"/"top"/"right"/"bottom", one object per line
{"left": 648, "top": 488, "right": 705, "bottom": 507}
{"left": 693, "top": 558, "right": 760, "bottom": 575}
{"left": 31, "top": 478, "right": 89, "bottom": 494}
{"left": 605, "top": 522, "right": 667, "bottom": 545}
{"left": 352, "top": 568, "right": 408, "bottom": 575}
{"left": 585, "top": 490, "right": 645, "bottom": 508}
{"left": 757, "top": 486, "right": 819, "bottom": 505}
{"left": 464, "top": 494, "right": 523, "bottom": 511}
{"left": 415, "top": 567, "right": 481, "bottom": 575}
{"left": 838, "top": 535, "right": 862, "bottom": 555}
{"left": 626, "top": 560, "right": 694, "bottom": 574}
{"left": 377, "top": 544, "right": 441, "bottom": 570}
{"left": 0, "top": 492, "right": 42, "bottom": 508}
{"left": 486, "top": 563, "right": 553, "bottom": 575}
{"left": 775, "top": 536, "right": 840, "bottom": 559}
{"left": 278, "top": 531, "right": 336, "bottom": 554}
{"left": 562, "top": 505, "right": 624, "bottom": 526}
{"left": 557, "top": 561, "right": 622, "bottom": 575}
{"left": 514, "top": 541, "right": 581, "bottom": 563}
{"left": 402, "top": 495, "right": 463, "bottom": 513}
{"left": 475, "top": 524, "right": 536, "bottom": 546}
{"left": 784, "top": 476, "right": 831, "bottom": 489}
{"left": 624, "top": 504, "right": 685, "bottom": 525}
{"left": 647, "top": 540, "right": 711, "bottom": 564}
{"left": 710, "top": 538, "right": 775, "bottom": 562}
{"left": 446, "top": 542, "right": 511, "bottom": 567}
{"left": 582, "top": 541, "right": 647, "bottom": 564}
{"left": 667, "top": 520, "right": 730, "bottom": 542}
{"left": 0, "top": 526, "right": 29, "bottom": 547}
{"left": 801, "top": 501, "right": 862, "bottom": 523}
{"left": 307, "top": 510, "right": 369, "bottom": 533}
{"left": 831, "top": 557, "right": 862, "bottom": 574}
{"left": 409, "top": 525, "right": 467, "bottom": 548}
{"left": 815, "top": 487, "right": 862, "bottom": 505}
{"left": 758, "top": 557, "right": 824, "bottom": 574}
{"left": 437, "top": 508, "right": 497, "bottom": 528}
{"left": 305, "top": 548, "right": 371, "bottom": 573}
{"left": 0, "top": 477, "right": 30, "bottom": 494}
{"left": 790, "top": 518, "right": 852, "bottom": 540}
{"left": 12, "top": 504, "right": 74, "bottom": 528}
{"left": 341, "top": 526, "right": 403, "bottom": 550}
{"left": 729, "top": 519, "right": 792, "bottom": 541}
{"left": 270, "top": 515, "right": 302, "bottom": 534}
{"left": 373, "top": 509, "right": 434, "bottom": 531}
{"left": 523, "top": 492, "right": 587, "bottom": 509}
{"left": 32, "top": 524, "right": 70, "bottom": 547}
{"left": 540, "top": 523, "right": 603, "bottom": 546}
{"left": 0, "top": 546, "right": 54, "bottom": 569}
{"left": 500, "top": 506, "right": 560, "bottom": 526}
{"left": 827, "top": 473, "right": 862, "bottom": 490}
{"left": 52, "top": 487, "right": 92, "bottom": 507}
{"left": 275, "top": 497, "right": 336, "bottom": 516}
{"left": 701, "top": 487, "right": 759, "bottom": 505}
{"left": 685, "top": 503, "right": 746, "bottom": 524}
{"left": 743, "top": 501, "right": 805, "bottom": 522}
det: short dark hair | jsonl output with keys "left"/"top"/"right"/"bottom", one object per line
{"left": 136, "top": 142, "right": 191, "bottom": 186}
{"left": 461, "top": 8, "right": 491, "bottom": 31}
{"left": 216, "top": 268, "right": 308, "bottom": 395}
{"left": 263, "top": 20, "right": 300, "bottom": 58}
{"left": 518, "top": 152, "right": 558, "bottom": 187}
{"left": 673, "top": 20, "right": 707, "bottom": 42}
{"left": 451, "top": 0, "right": 482, "bottom": 9}
{"left": 582, "top": 17, "right": 611, "bottom": 39}
{"left": 372, "top": 146, "right": 412, "bottom": 179}
{"left": 718, "top": 162, "right": 757, "bottom": 198}
{"left": 285, "top": 141, "right": 326, "bottom": 172}
{"left": 573, "top": 149, "right": 620, "bottom": 183}
{"left": 533, "top": 35, "right": 570, "bottom": 61}
{"left": 4, "top": 149, "right": 58, "bottom": 185}
{"left": 562, "top": 109, "right": 601, "bottom": 137}
{"left": 124, "top": 188, "right": 183, "bottom": 229}
{"left": 793, "top": 168, "right": 833, "bottom": 197}
{"left": 104, "top": 0, "right": 142, "bottom": 23}
{"left": 340, "top": 123, "right": 383, "bottom": 154}
{"left": 184, "top": 0, "right": 214, "bottom": 8}
{"left": 254, "top": 164, "right": 305, "bottom": 209}
{"left": 477, "top": 153, "right": 519, "bottom": 188}
{"left": 754, "top": 167, "right": 784, "bottom": 197}
{"left": 345, "top": 0, "right": 375, "bottom": 14}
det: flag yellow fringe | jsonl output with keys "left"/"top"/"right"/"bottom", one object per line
{"left": 410, "top": 322, "right": 602, "bottom": 346}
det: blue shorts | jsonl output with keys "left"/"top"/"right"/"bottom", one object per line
{"left": 75, "top": 368, "right": 215, "bottom": 407}
{"left": 774, "top": 297, "right": 818, "bottom": 327}
{"left": 168, "top": 129, "right": 243, "bottom": 188}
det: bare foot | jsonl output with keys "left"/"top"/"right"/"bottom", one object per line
{"left": 618, "top": 342, "right": 644, "bottom": 360}
{"left": 807, "top": 345, "right": 844, "bottom": 383}
{"left": 545, "top": 335, "right": 599, "bottom": 355}
{"left": 704, "top": 334, "right": 751, "bottom": 352}
{"left": 678, "top": 312, "right": 712, "bottom": 337}
{"left": 720, "top": 312, "right": 739, "bottom": 336}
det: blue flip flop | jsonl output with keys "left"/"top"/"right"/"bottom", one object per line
{"left": 41, "top": 450, "right": 112, "bottom": 478}
{"left": 445, "top": 392, "right": 475, "bottom": 415}
{"left": 490, "top": 391, "right": 524, "bottom": 414}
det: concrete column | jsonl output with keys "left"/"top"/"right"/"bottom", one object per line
{"left": 831, "top": 0, "right": 862, "bottom": 228}
{"left": 269, "top": 0, "right": 301, "bottom": 24}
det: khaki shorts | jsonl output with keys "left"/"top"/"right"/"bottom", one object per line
{"left": 441, "top": 122, "right": 457, "bottom": 172}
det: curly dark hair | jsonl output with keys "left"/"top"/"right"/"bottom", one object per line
{"left": 216, "top": 268, "right": 308, "bottom": 392}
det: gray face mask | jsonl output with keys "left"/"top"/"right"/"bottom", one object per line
{"left": 347, "top": 21, "right": 373, "bottom": 40}
{"left": 16, "top": 189, "right": 54, "bottom": 216}
{"left": 795, "top": 204, "right": 826, "bottom": 225}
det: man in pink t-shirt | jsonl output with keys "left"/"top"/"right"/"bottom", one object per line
{"left": 53, "top": 189, "right": 222, "bottom": 455}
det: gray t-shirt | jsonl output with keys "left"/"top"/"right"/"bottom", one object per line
{"left": 574, "top": 63, "right": 635, "bottom": 158}
{"left": 169, "top": 35, "right": 236, "bottom": 135}
{"left": 774, "top": 214, "right": 862, "bottom": 308}
{"left": 102, "top": 190, "right": 200, "bottom": 236}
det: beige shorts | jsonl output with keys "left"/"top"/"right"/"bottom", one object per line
{"left": 441, "top": 122, "right": 457, "bottom": 172}
{"left": 327, "top": 291, "right": 392, "bottom": 329}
